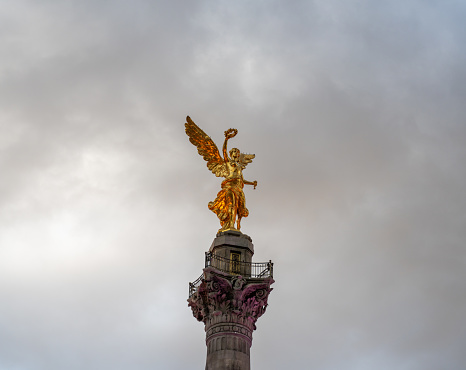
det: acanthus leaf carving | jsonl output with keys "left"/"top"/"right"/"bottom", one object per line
{"left": 188, "top": 271, "right": 273, "bottom": 326}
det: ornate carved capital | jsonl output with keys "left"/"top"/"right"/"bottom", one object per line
{"left": 188, "top": 268, "right": 274, "bottom": 339}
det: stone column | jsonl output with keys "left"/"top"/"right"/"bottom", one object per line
{"left": 188, "top": 231, "right": 274, "bottom": 370}
{"left": 205, "top": 312, "right": 253, "bottom": 370}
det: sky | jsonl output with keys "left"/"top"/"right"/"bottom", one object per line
{"left": 1, "top": 1, "right": 465, "bottom": 369}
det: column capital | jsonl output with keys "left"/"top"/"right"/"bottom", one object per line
{"left": 188, "top": 268, "right": 274, "bottom": 334}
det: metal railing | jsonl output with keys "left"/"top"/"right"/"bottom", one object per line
{"left": 205, "top": 252, "right": 273, "bottom": 279}
{"left": 189, "top": 274, "right": 203, "bottom": 298}
{"left": 188, "top": 254, "right": 273, "bottom": 298}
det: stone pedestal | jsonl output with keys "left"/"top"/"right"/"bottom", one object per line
{"left": 188, "top": 231, "right": 274, "bottom": 370}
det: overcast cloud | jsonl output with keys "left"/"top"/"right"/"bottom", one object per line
{"left": 1, "top": 1, "right": 465, "bottom": 369}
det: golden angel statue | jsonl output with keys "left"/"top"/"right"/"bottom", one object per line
{"left": 185, "top": 116, "right": 257, "bottom": 233}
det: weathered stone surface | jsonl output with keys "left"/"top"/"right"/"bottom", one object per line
{"left": 189, "top": 232, "right": 274, "bottom": 370}
{"left": 210, "top": 230, "right": 254, "bottom": 255}
{"left": 188, "top": 268, "right": 273, "bottom": 370}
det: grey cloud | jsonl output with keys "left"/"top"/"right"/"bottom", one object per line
{"left": 1, "top": 1, "right": 465, "bottom": 369}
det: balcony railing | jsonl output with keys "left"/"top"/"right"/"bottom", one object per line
{"left": 205, "top": 252, "right": 273, "bottom": 279}
{"left": 189, "top": 274, "right": 203, "bottom": 298}
{"left": 188, "top": 254, "right": 273, "bottom": 298}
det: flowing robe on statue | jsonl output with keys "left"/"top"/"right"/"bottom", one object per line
{"left": 208, "top": 177, "right": 249, "bottom": 229}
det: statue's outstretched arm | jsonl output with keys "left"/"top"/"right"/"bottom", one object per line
{"left": 243, "top": 179, "right": 258, "bottom": 189}
{"left": 223, "top": 128, "right": 238, "bottom": 162}
{"left": 222, "top": 137, "right": 229, "bottom": 162}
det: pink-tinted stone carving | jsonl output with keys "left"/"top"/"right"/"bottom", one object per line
{"left": 188, "top": 268, "right": 273, "bottom": 330}
{"left": 188, "top": 231, "right": 274, "bottom": 370}
{"left": 188, "top": 267, "right": 273, "bottom": 370}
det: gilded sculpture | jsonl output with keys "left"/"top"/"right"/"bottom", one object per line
{"left": 185, "top": 116, "right": 257, "bottom": 233}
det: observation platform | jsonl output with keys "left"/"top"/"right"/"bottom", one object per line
{"left": 188, "top": 230, "right": 273, "bottom": 298}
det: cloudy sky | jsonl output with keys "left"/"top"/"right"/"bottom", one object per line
{"left": 1, "top": 1, "right": 465, "bottom": 369}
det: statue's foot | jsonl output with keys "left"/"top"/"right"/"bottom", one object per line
{"left": 218, "top": 226, "right": 241, "bottom": 234}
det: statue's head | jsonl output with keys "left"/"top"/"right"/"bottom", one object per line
{"left": 229, "top": 148, "right": 240, "bottom": 160}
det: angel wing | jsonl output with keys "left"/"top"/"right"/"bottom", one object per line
{"left": 185, "top": 116, "right": 228, "bottom": 177}
{"left": 238, "top": 153, "right": 255, "bottom": 170}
